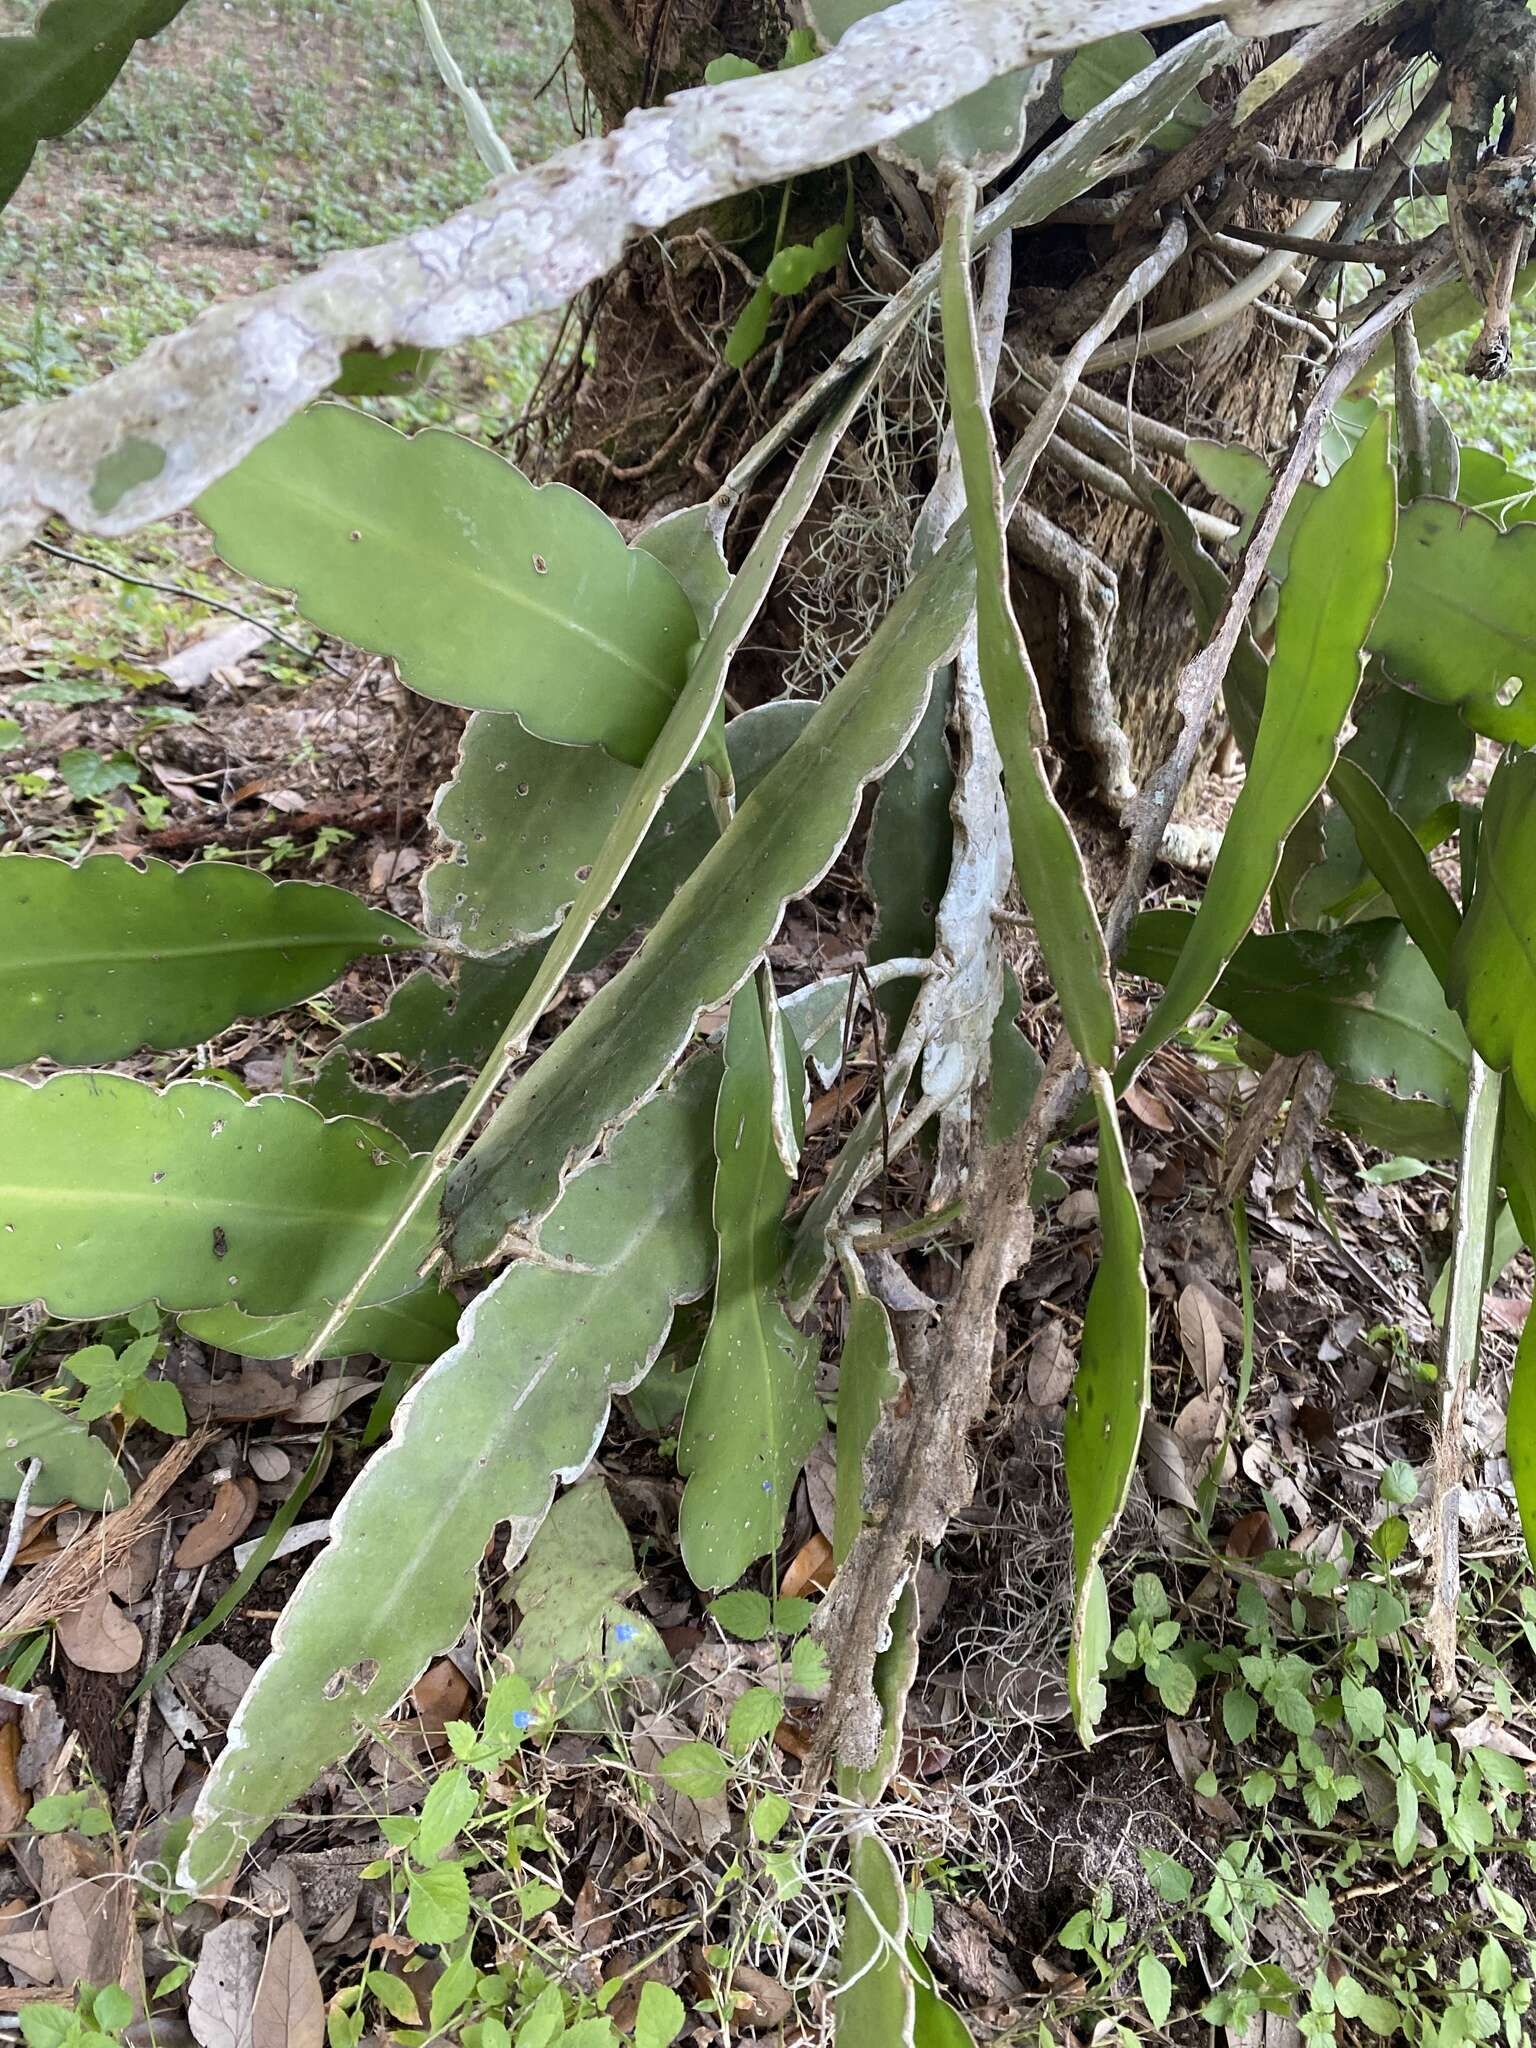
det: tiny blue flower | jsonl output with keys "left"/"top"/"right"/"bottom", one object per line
{"left": 512, "top": 1709, "right": 533, "bottom": 1730}
{"left": 762, "top": 1479, "right": 773, "bottom": 1492}
{"left": 614, "top": 1622, "right": 636, "bottom": 1645}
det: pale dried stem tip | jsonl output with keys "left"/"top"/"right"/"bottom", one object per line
{"left": 0, "top": 1460, "right": 42, "bottom": 1598}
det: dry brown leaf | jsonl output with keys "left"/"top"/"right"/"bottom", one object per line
{"left": 1226, "top": 1509, "right": 1275, "bottom": 1560}
{"left": 1488, "top": 1294, "right": 1531, "bottom": 1334}
{"left": 184, "top": 1371, "right": 293, "bottom": 1424}
{"left": 0, "top": 1927, "right": 55, "bottom": 1987}
{"left": 251, "top": 1921, "right": 324, "bottom": 2048}
{"left": 1173, "top": 1391, "right": 1231, "bottom": 1484}
{"left": 55, "top": 1590, "right": 142, "bottom": 1675}
{"left": 571, "top": 1874, "right": 612, "bottom": 1953}
{"left": 1056, "top": 1188, "right": 1099, "bottom": 1231}
{"left": 176, "top": 1645, "right": 257, "bottom": 1727}
{"left": 189, "top": 1917, "right": 262, "bottom": 2048}
{"left": 412, "top": 1660, "right": 471, "bottom": 1731}
{"left": 248, "top": 1444, "right": 291, "bottom": 1484}
{"left": 46, "top": 1870, "right": 133, "bottom": 1996}
{"left": 0, "top": 1723, "right": 29, "bottom": 1835}
{"left": 1123, "top": 1079, "right": 1175, "bottom": 1132}
{"left": 632, "top": 1716, "right": 728, "bottom": 1853}
{"left": 730, "top": 1963, "right": 793, "bottom": 2028}
{"left": 779, "top": 1532, "right": 833, "bottom": 1599}
{"left": 1165, "top": 1719, "right": 1240, "bottom": 1826}
{"left": 174, "top": 1478, "right": 260, "bottom": 1570}
{"left": 801, "top": 1437, "right": 837, "bottom": 1541}
{"left": 1452, "top": 1713, "right": 1536, "bottom": 1764}
{"left": 104, "top": 1532, "right": 162, "bottom": 1606}
{"left": 1140, "top": 1419, "right": 1196, "bottom": 1510}
{"left": 1176, "top": 1282, "right": 1226, "bottom": 1393}
{"left": 284, "top": 1377, "right": 381, "bottom": 1428}
{"left": 1025, "top": 1321, "right": 1074, "bottom": 1408}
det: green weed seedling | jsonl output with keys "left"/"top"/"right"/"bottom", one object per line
{"left": 59, "top": 1312, "right": 187, "bottom": 1438}
{"left": 1054, "top": 1532, "right": 1536, "bottom": 2044}
{"left": 1109, "top": 1571, "right": 1200, "bottom": 1715}
{"left": 18, "top": 1984, "right": 134, "bottom": 2048}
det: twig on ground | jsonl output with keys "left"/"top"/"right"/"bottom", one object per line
{"left": 1220, "top": 1056, "right": 1304, "bottom": 1206}
{"left": 1271, "top": 1051, "right": 1337, "bottom": 1211}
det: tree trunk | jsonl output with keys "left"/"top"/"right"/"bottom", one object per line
{"left": 548, "top": 7, "right": 1363, "bottom": 804}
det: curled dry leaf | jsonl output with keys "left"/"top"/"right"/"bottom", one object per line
{"left": 780, "top": 1532, "right": 834, "bottom": 1599}
{"left": 1056, "top": 1188, "right": 1100, "bottom": 1231}
{"left": 55, "top": 1589, "right": 143, "bottom": 1675}
{"left": 1026, "top": 1320, "right": 1074, "bottom": 1408}
{"left": 1173, "top": 1390, "right": 1232, "bottom": 1485}
{"left": 1123, "top": 1078, "right": 1176, "bottom": 1132}
{"left": 412, "top": 1658, "right": 471, "bottom": 1731}
{"left": 283, "top": 1376, "right": 381, "bottom": 1428}
{"left": 174, "top": 1478, "right": 260, "bottom": 1570}
{"left": 1226, "top": 1507, "right": 1275, "bottom": 1560}
{"left": 0, "top": 1723, "right": 29, "bottom": 1835}
{"left": 801, "top": 1438, "right": 838, "bottom": 1544}
{"left": 1176, "top": 1281, "right": 1226, "bottom": 1393}
{"left": 1140, "top": 1417, "right": 1196, "bottom": 1510}
{"left": 1451, "top": 1713, "right": 1536, "bottom": 1764}
{"left": 729, "top": 1963, "right": 794, "bottom": 2028}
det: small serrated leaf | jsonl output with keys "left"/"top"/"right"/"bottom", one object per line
{"left": 657, "top": 1741, "right": 731, "bottom": 1802}
{"left": 1137, "top": 1954, "right": 1173, "bottom": 2030}
{"left": 727, "top": 1687, "right": 785, "bottom": 1755}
